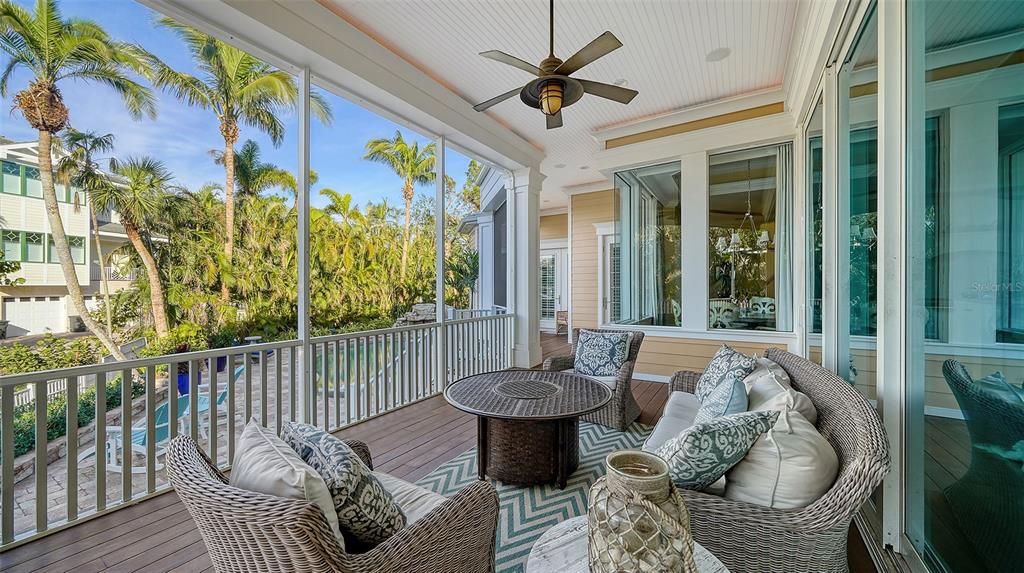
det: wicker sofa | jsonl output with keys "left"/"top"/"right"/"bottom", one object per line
{"left": 657, "top": 348, "right": 890, "bottom": 573}
{"left": 166, "top": 435, "right": 499, "bottom": 573}
{"left": 542, "top": 327, "right": 645, "bottom": 431}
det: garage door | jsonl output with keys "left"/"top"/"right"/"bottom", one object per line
{"left": 2, "top": 296, "right": 65, "bottom": 336}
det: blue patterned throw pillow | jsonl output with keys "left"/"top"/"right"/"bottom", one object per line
{"left": 282, "top": 422, "right": 406, "bottom": 549}
{"left": 654, "top": 410, "right": 779, "bottom": 490}
{"left": 695, "top": 345, "right": 757, "bottom": 402}
{"left": 574, "top": 330, "right": 630, "bottom": 377}
{"left": 693, "top": 377, "right": 748, "bottom": 424}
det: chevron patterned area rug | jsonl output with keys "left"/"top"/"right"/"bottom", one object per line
{"left": 416, "top": 421, "right": 652, "bottom": 573}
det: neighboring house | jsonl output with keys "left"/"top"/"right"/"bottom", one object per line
{"left": 0, "top": 139, "right": 136, "bottom": 337}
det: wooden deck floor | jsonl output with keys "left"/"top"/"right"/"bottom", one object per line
{"left": 0, "top": 333, "right": 875, "bottom": 572}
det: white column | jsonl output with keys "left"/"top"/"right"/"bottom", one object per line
{"left": 822, "top": 64, "right": 850, "bottom": 376}
{"left": 434, "top": 136, "right": 447, "bottom": 387}
{"left": 679, "top": 152, "right": 708, "bottom": 331}
{"left": 507, "top": 167, "right": 543, "bottom": 367}
{"left": 297, "top": 68, "right": 312, "bottom": 422}
{"left": 476, "top": 212, "right": 495, "bottom": 309}
{"left": 947, "top": 102, "right": 1000, "bottom": 344}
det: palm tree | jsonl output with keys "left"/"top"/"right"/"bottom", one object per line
{"left": 94, "top": 157, "right": 174, "bottom": 337}
{"left": 210, "top": 139, "right": 293, "bottom": 198}
{"left": 56, "top": 129, "right": 117, "bottom": 336}
{"left": 0, "top": 0, "right": 156, "bottom": 359}
{"left": 363, "top": 131, "right": 439, "bottom": 278}
{"left": 150, "top": 19, "right": 331, "bottom": 304}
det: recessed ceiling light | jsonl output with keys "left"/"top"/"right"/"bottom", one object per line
{"left": 579, "top": 165, "right": 590, "bottom": 170}
{"left": 706, "top": 47, "right": 731, "bottom": 62}
{"left": 613, "top": 78, "right": 628, "bottom": 86}
{"left": 554, "top": 163, "right": 567, "bottom": 169}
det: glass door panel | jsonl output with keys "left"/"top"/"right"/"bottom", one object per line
{"left": 906, "top": 1, "right": 1024, "bottom": 570}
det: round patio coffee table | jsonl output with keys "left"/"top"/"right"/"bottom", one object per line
{"left": 526, "top": 516, "right": 729, "bottom": 573}
{"left": 444, "top": 370, "right": 611, "bottom": 489}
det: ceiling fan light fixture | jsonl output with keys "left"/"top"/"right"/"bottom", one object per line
{"left": 539, "top": 80, "right": 564, "bottom": 116}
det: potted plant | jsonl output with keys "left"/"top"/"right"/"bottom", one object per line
{"left": 208, "top": 327, "right": 240, "bottom": 373}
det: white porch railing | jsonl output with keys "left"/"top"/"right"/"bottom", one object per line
{"left": 0, "top": 313, "right": 513, "bottom": 549}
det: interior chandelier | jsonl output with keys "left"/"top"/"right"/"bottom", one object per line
{"left": 716, "top": 160, "right": 773, "bottom": 255}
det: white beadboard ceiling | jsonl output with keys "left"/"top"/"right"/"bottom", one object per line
{"left": 325, "top": 0, "right": 803, "bottom": 207}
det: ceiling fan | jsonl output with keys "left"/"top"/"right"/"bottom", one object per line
{"left": 472, "top": 0, "right": 639, "bottom": 129}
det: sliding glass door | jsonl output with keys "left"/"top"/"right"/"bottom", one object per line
{"left": 905, "top": 1, "right": 1024, "bottom": 571}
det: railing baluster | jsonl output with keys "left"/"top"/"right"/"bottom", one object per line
{"left": 343, "top": 339, "right": 351, "bottom": 426}
{"left": 189, "top": 361, "right": 199, "bottom": 441}
{"left": 145, "top": 366, "right": 157, "bottom": 493}
{"left": 355, "top": 338, "right": 362, "bottom": 422}
{"left": 34, "top": 380, "right": 47, "bottom": 533}
{"left": 309, "top": 344, "right": 318, "bottom": 428}
{"left": 333, "top": 341, "right": 341, "bottom": 430}
{"left": 207, "top": 358, "right": 217, "bottom": 467}
{"left": 276, "top": 349, "right": 284, "bottom": 436}
{"left": 289, "top": 346, "right": 297, "bottom": 423}
{"left": 261, "top": 351, "right": 269, "bottom": 428}
{"left": 168, "top": 362, "right": 178, "bottom": 441}
{"left": 1, "top": 384, "right": 14, "bottom": 544}
{"left": 321, "top": 344, "right": 329, "bottom": 431}
{"left": 66, "top": 375, "right": 78, "bottom": 521}
{"left": 363, "top": 336, "right": 371, "bottom": 417}
{"left": 227, "top": 353, "right": 236, "bottom": 463}
{"left": 375, "top": 335, "right": 383, "bottom": 414}
{"left": 244, "top": 353, "right": 253, "bottom": 425}
{"left": 94, "top": 373, "right": 106, "bottom": 512}
{"left": 121, "top": 368, "right": 132, "bottom": 502}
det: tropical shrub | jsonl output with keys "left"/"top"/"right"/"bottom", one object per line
{"left": 0, "top": 335, "right": 106, "bottom": 375}
{"left": 139, "top": 322, "right": 209, "bottom": 358}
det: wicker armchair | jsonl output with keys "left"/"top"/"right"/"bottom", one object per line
{"left": 941, "top": 359, "right": 1024, "bottom": 572}
{"left": 668, "top": 348, "right": 890, "bottom": 573}
{"left": 541, "top": 327, "right": 644, "bottom": 431}
{"left": 166, "top": 435, "right": 499, "bottom": 573}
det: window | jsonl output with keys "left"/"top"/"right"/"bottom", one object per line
{"left": 24, "top": 166, "right": 42, "bottom": 198}
{"left": 612, "top": 162, "right": 681, "bottom": 326}
{"left": 708, "top": 144, "right": 793, "bottom": 331}
{"left": 2, "top": 230, "right": 21, "bottom": 262}
{"left": 1, "top": 161, "right": 20, "bottom": 195}
{"left": 24, "top": 232, "right": 44, "bottom": 262}
{"left": 999, "top": 102, "right": 1024, "bottom": 339}
{"left": 47, "top": 235, "right": 87, "bottom": 265}
{"left": 808, "top": 99, "right": 824, "bottom": 339}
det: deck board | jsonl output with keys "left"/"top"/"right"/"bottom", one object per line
{"left": 0, "top": 333, "right": 882, "bottom": 573}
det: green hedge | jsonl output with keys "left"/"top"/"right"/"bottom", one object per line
{"left": 3, "top": 375, "right": 145, "bottom": 459}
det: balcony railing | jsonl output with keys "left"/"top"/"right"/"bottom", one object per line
{"left": 0, "top": 313, "right": 513, "bottom": 549}
{"left": 103, "top": 266, "right": 138, "bottom": 281}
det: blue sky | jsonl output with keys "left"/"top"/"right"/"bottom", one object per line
{"left": 0, "top": 0, "right": 472, "bottom": 210}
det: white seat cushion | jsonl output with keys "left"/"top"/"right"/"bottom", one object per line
{"left": 724, "top": 407, "right": 839, "bottom": 509}
{"left": 230, "top": 421, "right": 345, "bottom": 546}
{"left": 743, "top": 358, "right": 818, "bottom": 425}
{"left": 642, "top": 391, "right": 701, "bottom": 451}
{"left": 561, "top": 368, "right": 616, "bottom": 390}
{"left": 373, "top": 471, "right": 447, "bottom": 525}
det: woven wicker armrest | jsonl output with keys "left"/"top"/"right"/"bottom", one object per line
{"left": 542, "top": 354, "right": 575, "bottom": 371}
{"left": 349, "top": 480, "right": 500, "bottom": 573}
{"left": 342, "top": 439, "right": 373, "bottom": 470}
{"left": 669, "top": 370, "right": 701, "bottom": 394}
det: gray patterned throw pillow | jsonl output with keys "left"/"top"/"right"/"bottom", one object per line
{"left": 282, "top": 421, "right": 406, "bottom": 548}
{"left": 654, "top": 410, "right": 779, "bottom": 490}
{"left": 693, "top": 377, "right": 748, "bottom": 425}
{"left": 695, "top": 345, "right": 757, "bottom": 402}
{"left": 574, "top": 330, "right": 630, "bottom": 377}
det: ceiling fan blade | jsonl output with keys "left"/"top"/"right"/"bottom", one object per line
{"left": 473, "top": 87, "right": 522, "bottom": 112}
{"left": 546, "top": 110, "right": 563, "bottom": 130}
{"left": 578, "top": 79, "right": 638, "bottom": 104}
{"left": 554, "top": 31, "right": 623, "bottom": 76}
{"left": 479, "top": 50, "right": 542, "bottom": 76}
